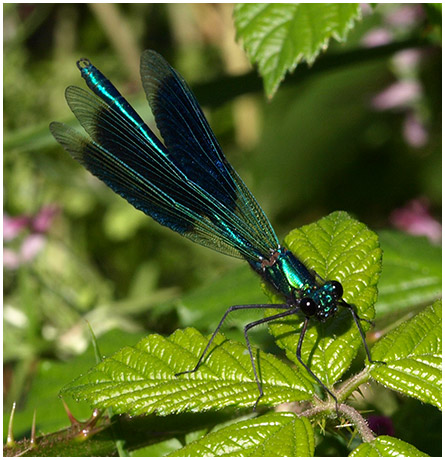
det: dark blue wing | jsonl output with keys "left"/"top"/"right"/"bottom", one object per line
{"left": 50, "top": 55, "right": 279, "bottom": 261}
{"left": 140, "top": 50, "right": 279, "bottom": 253}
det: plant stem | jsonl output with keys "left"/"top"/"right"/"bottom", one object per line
{"left": 337, "top": 404, "right": 375, "bottom": 443}
{"left": 337, "top": 368, "right": 370, "bottom": 400}
{"left": 300, "top": 402, "right": 375, "bottom": 443}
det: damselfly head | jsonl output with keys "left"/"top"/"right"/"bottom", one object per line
{"left": 301, "top": 280, "right": 344, "bottom": 321}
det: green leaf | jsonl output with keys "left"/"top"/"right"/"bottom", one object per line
{"left": 234, "top": 3, "right": 361, "bottom": 97}
{"left": 134, "top": 439, "right": 183, "bottom": 457}
{"left": 349, "top": 435, "right": 429, "bottom": 457}
{"left": 265, "top": 211, "right": 382, "bottom": 388}
{"left": 171, "top": 412, "right": 314, "bottom": 456}
{"left": 62, "top": 328, "right": 313, "bottom": 415}
{"left": 370, "top": 300, "right": 441, "bottom": 410}
{"left": 376, "top": 231, "right": 441, "bottom": 316}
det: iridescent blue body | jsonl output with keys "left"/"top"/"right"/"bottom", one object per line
{"left": 50, "top": 51, "right": 377, "bottom": 406}
{"left": 249, "top": 248, "right": 338, "bottom": 321}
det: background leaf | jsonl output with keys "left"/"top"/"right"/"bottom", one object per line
{"left": 370, "top": 300, "right": 442, "bottom": 409}
{"left": 265, "top": 211, "right": 381, "bottom": 389}
{"left": 176, "top": 265, "right": 267, "bottom": 331}
{"left": 234, "top": 3, "right": 361, "bottom": 96}
{"left": 350, "top": 435, "right": 428, "bottom": 457}
{"left": 171, "top": 412, "right": 314, "bottom": 457}
{"left": 2, "top": 329, "right": 145, "bottom": 441}
{"left": 63, "top": 328, "right": 313, "bottom": 415}
{"left": 376, "top": 231, "right": 441, "bottom": 316}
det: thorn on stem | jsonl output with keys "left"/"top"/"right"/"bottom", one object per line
{"left": 7, "top": 402, "right": 16, "bottom": 447}
{"left": 61, "top": 398, "right": 103, "bottom": 438}
{"left": 62, "top": 398, "right": 80, "bottom": 426}
{"left": 30, "top": 409, "right": 37, "bottom": 446}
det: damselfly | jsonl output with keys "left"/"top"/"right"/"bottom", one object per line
{"left": 50, "top": 50, "right": 381, "bottom": 408}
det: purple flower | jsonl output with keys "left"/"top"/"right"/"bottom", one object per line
{"left": 31, "top": 204, "right": 59, "bottom": 233}
{"left": 368, "top": 415, "right": 395, "bottom": 436}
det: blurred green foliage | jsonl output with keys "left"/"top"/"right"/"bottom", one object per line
{"left": 3, "top": 3, "right": 441, "bottom": 456}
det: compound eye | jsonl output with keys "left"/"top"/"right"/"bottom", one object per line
{"left": 331, "top": 280, "right": 343, "bottom": 299}
{"left": 300, "top": 298, "right": 317, "bottom": 316}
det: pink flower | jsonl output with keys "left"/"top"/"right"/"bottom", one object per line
{"left": 362, "top": 28, "right": 393, "bottom": 48}
{"left": 371, "top": 81, "right": 421, "bottom": 111}
{"left": 385, "top": 4, "right": 424, "bottom": 27}
{"left": 390, "top": 198, "right": 441, "bottom": 243}
{"left": 392, "top": 49, "right": 423, "bottom": 73}
{"left": 3, "top": 249, "right": 21, "bottom": 270}
{"left": 403, "top": 112, "right": 428, "bottom": 148}
{"left": 3, "top": 215, "right": 30, "bottom": 241}
{"left": 3, "top": 205, "right": 59, "bottom": 269}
